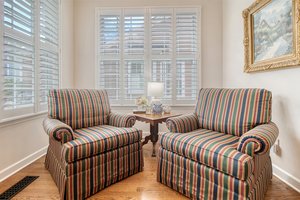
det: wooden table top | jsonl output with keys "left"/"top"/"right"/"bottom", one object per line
{"left": 133, "top": 113, "right": 181, "bottom": 124}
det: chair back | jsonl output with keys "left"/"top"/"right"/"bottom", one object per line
{"left": 194, "top": 88, "right": 272, "bottom": 136}
{"left": 48, "top": 89, "right": 111, "bottom": 130}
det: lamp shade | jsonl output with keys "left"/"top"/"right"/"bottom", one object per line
{"left": 147, "top": 82, "right": 164, "bottom": 98}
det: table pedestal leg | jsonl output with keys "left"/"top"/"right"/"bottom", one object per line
{"left": 150, "top": 123, "right": 159, "bottom": 157}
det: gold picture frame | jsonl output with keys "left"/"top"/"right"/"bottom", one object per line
{"left": 243, "top": 0, "right": 300, "bottom": 72}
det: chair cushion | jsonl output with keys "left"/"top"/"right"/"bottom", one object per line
{"left": 62, "top": 125, "right": 142, "bottom": 162}
{"left": 160, "top": 129, "right": 254, "bottom": 180}
{"left": 48, "top": 89, "right": 111, "bottom": 130}
{"left": 194, "top": 88, "right": 272, "bottom": 136}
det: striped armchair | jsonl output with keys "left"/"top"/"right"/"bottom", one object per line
{"left": 43, "top": 89, "right": 144, "bottom": 199}
{"left": 158, "top": 88, "right": 279, "bottom": 200}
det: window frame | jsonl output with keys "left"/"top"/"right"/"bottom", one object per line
{"left": 0, "top": 0, "right": 62, "bottom": 122}
{"left": 95, "top": 6, "right": 201, "bottom": 106}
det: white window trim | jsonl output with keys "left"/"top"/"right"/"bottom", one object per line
{"left": 0, "top": 0, "right": 62, "bottom": 124}
{"left": 95, "top": 6, "right": 202, "bottom": 106}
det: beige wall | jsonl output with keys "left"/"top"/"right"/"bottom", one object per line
{"left": 74, "top": 0, "right": 223, "bottom": 89}
{"left": 223, "top": 0, "right": 300, "bottom": 190}
{"left": 0, "top": 0, "right": 74, "bottom": 181}
{"left": 61, "top": 0, "right": 75, "bottom": 88}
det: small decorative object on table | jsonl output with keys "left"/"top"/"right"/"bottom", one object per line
{"left": 163, "top": 105, "right": 171, "bottom": 114}
{"left": 152, "top": 102, "right": 163, "bottom": 115}
{"left": 145, "top": 106, "right": 152, "bottom": 114}
{"left": 133, "top": 96, "right": 148, "bottom": 114}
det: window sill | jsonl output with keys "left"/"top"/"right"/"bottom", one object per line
{"left": 0, "top": 111, "right": 48, "bottom": 128}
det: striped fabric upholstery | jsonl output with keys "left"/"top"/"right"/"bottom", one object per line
{"left": 160, "top": 129, "right": 254, "bottom": 180}
{"left": 109, "top": 113, "right": 136, "bottom": 127}
{"left": 63, "top": 125, "right": 142, "bottom": 162}
{"left": 43, "top": 117, "right": 74, "bottom": 143}
{"left": 44, "top": 89, "right": 144, "bottom": 199}
{"left": 194, "top": 88, "right": 272, "bottom": 136}
{"left": 157, "top": 147, "right": 272, "bottom": 200}
{"left": 166, "top": 113, "right": 199, "bottom": 133}
{"left": 48, "top": 89, "right": 111, "bottom": 130}
{"left": 158, "top": 88, "right": 278, "bottom": 199}
{"left": 238, "top": 122, "right": 279, "bottom": 156}
{"left": 46, "top": 141, "right": 143, "bottom": 200}
{"left": 158, "top": 147, "right": 255, "bottom": 199}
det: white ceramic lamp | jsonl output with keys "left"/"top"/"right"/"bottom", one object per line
{"left": 147, "top": 82, "right": 164, "bottom": 100}
{"left": 147, "top": 82, "right": 164, "bottom": 114}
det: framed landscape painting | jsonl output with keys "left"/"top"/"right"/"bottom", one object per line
{"left": 243, "top": 0, "right": 300, "bottom": 72}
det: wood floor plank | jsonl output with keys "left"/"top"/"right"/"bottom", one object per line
{"left": 0, "top": 143, "right": 299, "bottom": 200}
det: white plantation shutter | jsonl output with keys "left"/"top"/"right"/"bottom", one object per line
{"left": 151, "top": 11, "right": 172, "bottom": 55}
{"left": 97, "top": 7, "right": 200, "bottom": 105}
{"left": 124, "top": 60, "right": 144, "bottom": 100}
{"left": 99, "top": 60, "right": 120, "bottom": 100}
{"left": 124, "top": 14, "right": 144, "bottom": 55}
{"left": 98, "top": 11, "right": 121, "bottom": 103}
{"left": 39, "top": 0, "right": 59, "bottom": 106}
{"left": 99, "top": 13, "right": 120, "bottom": 55}
{"left": 176, "top": 59, "right": 198, "bottom": 100}
{"left": 150, "top": 10, "right": 173, "bottom": 101}
{"left": 0, "top": 0, "right": 60, "bottom": 120}
{"left": 2, "top": 0, "right": 35, "bottom": 116}
{"left": 175, "top": 9, "right": 199, "bottom": 101}
{"left": 123, "top": 10, "right": 145, "bottom": 100}
{"left": 39, "top": 49, "right": 59, "bottom": 105}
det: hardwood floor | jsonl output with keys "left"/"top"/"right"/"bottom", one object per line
{"left": 0, "top": 143, "right": 299, "bottom": 200}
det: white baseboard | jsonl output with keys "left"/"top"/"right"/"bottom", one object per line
{"left": 0, "top": 146, "right": 48, "bottom": 182}
{"left": 272, "top": 164, "right": 300, "bottom": 193}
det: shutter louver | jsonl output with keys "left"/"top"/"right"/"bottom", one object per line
{"left": 176, "top": 60, "right": 198, "bottom": 100}
{"left": 39, "top": 0, "right": 59, "bottom": 105}
{"left": 4, "top": 0, "right": 34, "bottom": 36}
{"left": 40, "top": 0, "right": 59, "bottom": 45}
{"left": 99, "top": 60, "right": 120, "bottom": 100}
{"left": 98, "top": 13, "right": 121, "bottom": 102}
{"left": 124, "top": 15, "right": 144, "bottom": 55}
{"left": 2, "top": 0, "right": 35, "bottom": 111}
{"left": 151, "top": 11, "right": 173, "bottom": 101}
{"left": 151, "top": 13, "right": 172, "bottom": 55}
{"left": 176, "top": 11, "right": 198, "bottom": 101}
{"left": 39, "top": 49, "right": 59, "bottom": 104}
{"left": 99, "top": 14, "right": 120, "bottom": 55}
{"left": 124, "top": 60, "right": 144, "bottom": 100}
{"left": 123, "top": 11, "right": 145, "bottom": 100}
{"left": 176, "top": 12, "right": 197, "bottom": 54}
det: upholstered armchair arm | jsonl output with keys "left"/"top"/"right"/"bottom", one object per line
{"left": 109, "top": 113, "right": 136, "bottom": 127}
{"left": 166, "top": 113, "right": 199, "bottom": 133}
{"left": 237, "top": 122, "right": 279, "bottom": 156}
{"left": 43, "top": 117, "right": 74, "bottom": 144}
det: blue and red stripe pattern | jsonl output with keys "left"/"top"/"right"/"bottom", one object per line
{"left": 43, "top": 117, "right": 74, "bottom": 143}
{"left": 158, "top": 88, "right": 278, "bottom": 199}
{"left": 46, "top": 141, "right": 143, "bottom": 200}
{"left": 237, "top": 122, "right": 279, "bottom": 156}
{"left": 166, "top": 113, "right": 199, "bottom": 133}
{"left": 160, "top": 129, "right": 254, "bottom": 180}
{"left": 194, "top": 88, "right": 272, "bottom": 136}
{"left": 44, "top": 89, "right": 144, "bottom": 199}
{"left": 108, "top": 112, "right": 136, "bottom": 127}
{"left": 48, "top": 89, "right": 111, "bottom": 130}
{"left": 157, "top": 147, "right": 272, "bottom": 200}
{"left": 63, "top": 125, "right": 142, "bottom": 163}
